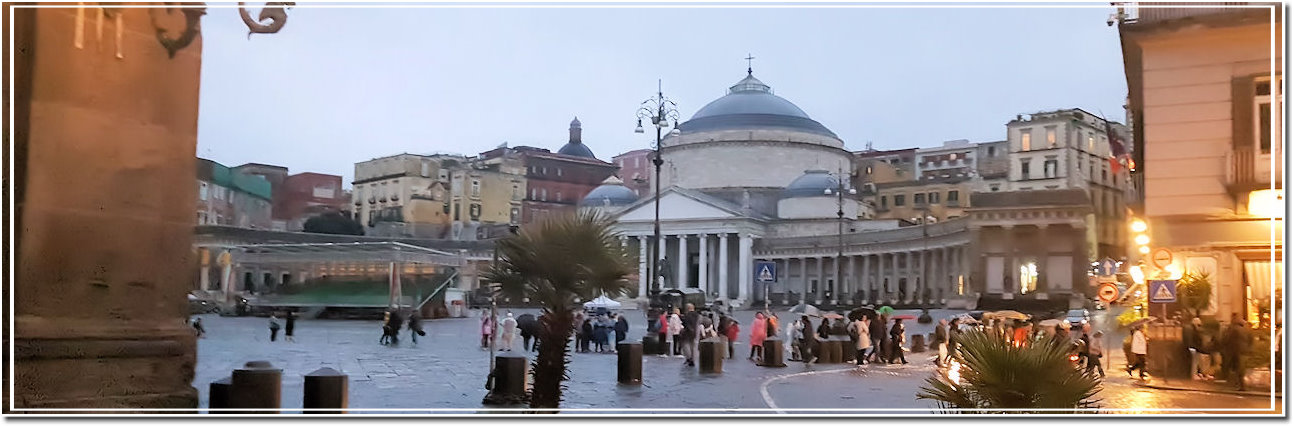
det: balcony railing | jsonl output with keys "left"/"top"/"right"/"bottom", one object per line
{"left": 1126, "top": 2, "right": 1268, "bottom": 24}
{"left": 1225, "top": 146, "right": 1281, "bottom": 194}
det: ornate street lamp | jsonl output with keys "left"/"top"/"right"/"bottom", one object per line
{"left": 635, "top": 80, "right": 680, "bottom": 321}
{"left": 824, "top": 171, "right": 857, "bottom": 307}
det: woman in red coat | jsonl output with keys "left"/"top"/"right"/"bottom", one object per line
{"left": 749, "top": 312, "right": 768, "bottom": 362}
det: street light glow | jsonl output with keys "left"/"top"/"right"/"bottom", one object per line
{"left": 1130, "top": 219, "right": 1147, "bottom": 233}
{"left": 1134, "top": 234, "right": 1150, "bottom": 245}
{"left": 1138, "top": 246, "right": 1151, "bottom": 254}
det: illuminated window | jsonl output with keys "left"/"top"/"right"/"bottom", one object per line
{"left": 1046, "top": 127, "right": 1057, "bottom": 148}
{"left": 1019, "top": 262, "right": 1038, "bottom": 294}
{"left": 1021, "top": 129, "right": 1032, "bottom": 151}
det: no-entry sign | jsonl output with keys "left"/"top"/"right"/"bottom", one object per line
{"left": 1097, "top": 283, "right": 1120, "bottom": 303}
{"left": 1151, "top": 248, "right": 1173, "bottom": 269}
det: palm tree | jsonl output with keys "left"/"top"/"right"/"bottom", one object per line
{"left": 917, "top": 328, "right": 1102, "bottom": 413}
{"left": 486, "top": 210, "right": 635, "bottom": 410}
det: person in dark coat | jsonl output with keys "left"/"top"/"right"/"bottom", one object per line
{"left": 284, "top": 311, "right": 296, "bottom": 343}
{"left": 191, "top": 317, "right": 206, "bottom": 338}
{"left": 580, "top": 318, "right": 594, "bottom": 353}
{"left": 386, "top": 311, "right": 401, "bottom": 345}
{"left": 614, "top": 314, "right": 629, "bottom": 346}
{"left": 517, "top": 314, "right": 538, "bottom": 352}
{"left": 407, "top": 314, "right": 424, "bottom": 344}
{"left": 869, "top": 314, "right": 887, "bottom": 363}
{"left": 889, "top": 318, "right": 908, "bottom": 364}
{"left": 817, "top": 318, "right": 831, "bottom": 340}
{"left": 268, "top": 314, "right": 281, "bottom": 342}
{"left": 947, "top": 318, "right": 961, "bottom": 364}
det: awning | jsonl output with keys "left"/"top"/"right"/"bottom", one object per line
{"left": 232, "top": 242, "right": 463, "bottom": 267}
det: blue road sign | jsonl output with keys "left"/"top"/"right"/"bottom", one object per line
{"left": 755, "top": 261, "right": 777, "bottom": 282}
{"left": 1099, "top": 258, "right": 1118, "bottom": 276}
{"left": 1149, "top": 280, "right": 1178, "bottom": 303}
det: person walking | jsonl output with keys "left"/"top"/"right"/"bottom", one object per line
{"left": 749, "top": 312, "right": 768, "bottom": 362}
{"left": 382, "top": 311, "right": 394, "bottom": 345}
{"left": 191, "top": 317, "right": 206, "bottom": 338}
{"left": 480, "top": 314, "right": 494, "bottom": 349}
{"left": 817, "top": 318, "right": 831, "bottom": 341}
{"left": 407, "top": 313, "right": 424, "bottom": 344}
{"left": 268, "top": 314, "right": 281, "bottom": 342}
{"left": 1088, "top": 330, "right": 1106, "bottom": 377}
{"left": 1127, "top": 324, "right": 1149, "bottom": 380}
{"left": 580, "top": 318, "right": 595, "bottom": 353}
{"left": 680, "top": 304, "right": 701, "bottom": 367}
{"left": 934, "top": 319, "right": 949, "bottom": 367}
{"left": 849, "top": 316, "right": 871, "bottom": 366}
{"left": 868, "top": 315, "right": 886, "bottom": 363}
{"left": 656, "top": 311, "right": 670, "bottom": 357}
{"left": 889, "top": 318, "right": 908, "bottom": 364}
{"left": 668, "top": 309, "right": 684, "bottom": 357}
{"left": 501, "top": 312, "right": 518, "bottom": 352}
{"left": 789, "top": 316, "right": 805, "bottom": 361}
{"left": 386, "top": 310, "right": 402, "bottom": 346}
{"left": 1222, "top": 317, "right": 1252, "bottom": 391}
{"left": 800, "top": 315, "right": 818, "bottom": 364}
{"left": 614, "top": 314, "right": 629, "bottom": 347}
{"left": 725, "top": 316, "right": 740, "bottom": 359}
{"left": 284, "top": 311, "right": 296, "bottom": 343}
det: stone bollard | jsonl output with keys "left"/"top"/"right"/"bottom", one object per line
{"left": 484, "top": 353, "right": 529, "bottom": 405}
{"left": 642, "top": 334, "right": 661, "bottom": 356}
{"left": 910, "top": 334, "right": 926, "bottom": 353}
{"left": 617, "top": 342, "right": 642, "bottom": 385}
{"left": 303, "top": 367, "right": 348, "bottom": 414}
{"left": 761, "top": 337, "right": 787, "bottom": 367}
{"left": 208, "top": 377, "right": 232, "bottom": 413}
{"left": 699, "top": 338, "right": 723, "bottom": 374}
{"left": 230, "top": 361, "right": 282, "bottom": 413}
{"left": 819, "top": 338, "right": 843, "bottom": 364}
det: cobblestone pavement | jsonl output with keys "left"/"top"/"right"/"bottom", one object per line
{"left": 192, "top": 308, "right": 1279, "bottom": 414}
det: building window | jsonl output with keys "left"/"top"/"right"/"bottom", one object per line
{"left": 542, "top": 167, "right": 547, "bottom": 175}
{"left": 438, "top": 170, "right": 449, "bottom": 182}
{"left": 556, "top": 191, "right": 562, "bottom": 202}
{"left": 990, "top": 184, "right": 1000, "bottom": 192}
{"left": 1257, "top": 77, "right": 1281, "bottom": 154}
{"left": 199, "top": 182, "right": 209, "bottom": 200}
{"left": 1020, "top": 129, "right": 1032, "bottom": 151}
{"left": 914, "top": 193, "right": 926, "bottom": 205}
{"left": 929, "top": 192, "right": 940, "bottom": 204}
{"left": 894, "top": 194, "right": 906, "bottom": 206}
{"left": 510, "top": 207, "right": 520, "bottom": 224}
{"left": 987, "top": 146, "right": 996, "bottom": 157}
{"left": 1019, "top": 261, "right": 1038, "bottom": 294}
{"left": 1020, "top": 159, "right": 1031, "bottom": 179}
{"left": 469, "top": 203, "right": 481, "bottom": 221}
{"left": 880, "top": 195, "right": 888, "bottom": 209}
{"left": 557, "top": 168, "right": 563, "bottom": 177}
{"left": 1087, "top": 134, "right": 1095, "bottom": 152}
{"left": 421, "top": 161, "right": 431, "bottom": 177}
{"left": 1090, "top": 161, "right": 1097, "bottom": 181}
{"left": 470, "top": 179, "right": 481, "bottom": 198}
{"left": 512, "top": 184, "right": 521, "bottom": 200}
{"left": 1045, "top": 126, "right": 1057, "bottom": 148}
{"left": 531, "top": 188, "right": 537, "bottom": 200}
{"left": 1102, "top": 169, "right": 1108, "bottom": 183}
{"left": 541, "top": 188, "right": 547, "bottom": 201}
{"left": 634, "top": 157, "right": 640, "bottom": 168}
{"left": 948, "top": 190, "right": 959, "bottom": 204}
{"left": 1044, "top": 159, "right": 1058, "bottom": 178}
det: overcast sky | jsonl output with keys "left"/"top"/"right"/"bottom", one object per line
{"left": 196, "top": 3, "right": 1129, "bottom": 187}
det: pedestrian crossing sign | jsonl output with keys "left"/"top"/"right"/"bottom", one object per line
{"left": 756, "top": 261, "right": 777, "bottom": 282}
{"left": 1149, "top": 280, "right": 1177, "bottom": 303}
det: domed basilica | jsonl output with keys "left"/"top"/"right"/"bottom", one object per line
{"left": 581, "top": 69, "right": 978, "bottom": 309}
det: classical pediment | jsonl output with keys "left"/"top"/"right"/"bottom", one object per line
{"left": 614, "top": 188, "right": 747, "bottom": 222}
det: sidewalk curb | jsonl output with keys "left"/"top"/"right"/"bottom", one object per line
{"left": 1133, "top": 381, "right": 1281, "bottom": 398}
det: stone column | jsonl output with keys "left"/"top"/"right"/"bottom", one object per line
{"left": 737, "top": 234, "right": 753, "bottom": 303}
{"left": 638, "top": 236, "right": 648, "bottom": 299}
{"left": 861, "top": 254, "right": 871, "bottom": 302}
{"left": 677, "top": 234, "right": 689, "bottom": 289}
{"left": 813, "top": 256, "right": 824, "bottom": 305}
{"left": 199, "top": 248, "right": 211, "bottom": 292}
{"left": 830, "top": 256, "right": 841, "bottom": 305}
{"left": 780, "top": 258, "right": 791, "bottom": 304}
{"left": 1035, "top": 224, "right": 1048, "bottom": 294}
{"left": 847, "top": 255, "right": 857, "bottom": 304}
{"left": 14, "top": 6, "right": 204, "bottom": 409}
{"left": 718, "top": 234, "right": 730, "bottom": 302}
{"left": 697, "top": 234, "right": 710, "bottom": 296}
{"left": 891, "top": 251, "right": 900, "bottom": 302}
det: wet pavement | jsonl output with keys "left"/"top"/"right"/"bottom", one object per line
{"left": 191, "top": 307, "right": 1280, "bottom": 414}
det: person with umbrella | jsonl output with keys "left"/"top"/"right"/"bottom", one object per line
{"left": 848, "top": 315, "right": 870, "bottom": 366}
{"left": 724, "top": 315, "right": 739, "bottom": 360}
{"left": 1127, "top": 323, "right": 1149, "bottom": 380}
{"left": 788, "top": 316, "right": 804, "bottom": 361}
{"left": 614, "top": 313, "right": 629, "bottom": 347}
{"left": 517, "top": 313, "right": 538, "bottom": 352}
{"left": 871, "top": 314, "right": 889, "bottom": 364}
{"left": 407, "top": 313, "right": 425, "bottom": 344}
{"left": 749, "top": 312, "right": 768, "bottom": 362}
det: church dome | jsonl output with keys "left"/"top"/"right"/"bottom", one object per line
{"left": 581, "top": 176, "right": 638, "bottom": 206}
{"left": 782, "top": 170, "right": 839, "bottom": 198}
{"left": 678, "top": 72, "right": 839, "bottom": 139}
{"left": 558, "top": 142, "right": 597, "bottom": 159}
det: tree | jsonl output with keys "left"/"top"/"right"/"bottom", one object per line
{"left": 302, "top": 211, "right": 364, "bottom": 235}
{"left": 1177, "top": 270, "right": 1213, "bottom": 318}
{"left": 484, "top": 210, "right": 634, "bottom": 410}
{"left": 917, "top": 328, "right": 1102, "bottom": 413}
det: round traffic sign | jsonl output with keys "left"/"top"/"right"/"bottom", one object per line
{"left": 1151, "top": 248, "right": 1173, "bottom": 269}
{"left": 1098, "top": 283, "right": 1120, "bottom": 303}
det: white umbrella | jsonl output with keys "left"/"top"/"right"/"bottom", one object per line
{"left": 787, "top": 303, "right": 822, "bottom": 318}
{"left": 582, "top": 295, "right": 621, "bottom": 310}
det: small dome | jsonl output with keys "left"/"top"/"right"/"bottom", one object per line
{"left": 678, "top": 72, "right": 838, "bottom": 139}
{"left": 582, "top": 177, "right": 638, "bottom": 206}
{"left": 570, "top": 116, "right": 582, "bottom": 128}
{"left": 782, "top": 170, "right": 839, "bottom": 198}
{"left": 558, "top": 142, "right": 597, "bottom": 159}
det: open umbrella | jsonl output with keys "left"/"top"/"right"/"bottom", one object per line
{"left": 891, "top": 314, "right": 917, "bottom": 321}
{"left": 877, "top": 306, "right": 895, "bottom": 315}
{"left": 988, "top": 310, "right": 1030, "bottom": 321}
{"left": 822, "top": 313, "right": 845, "bottom": 320}
{"left": 1126, "top": 316, "right": 1157, "bottom": 329}
{"left": 952, "top": 313, "right": 979, "bottom": 324}
{"left": 848, "top": 307, "right": 877, "bottom": 321}
{"left": 788, "top": 303, "right": 823, "bottom": 318}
